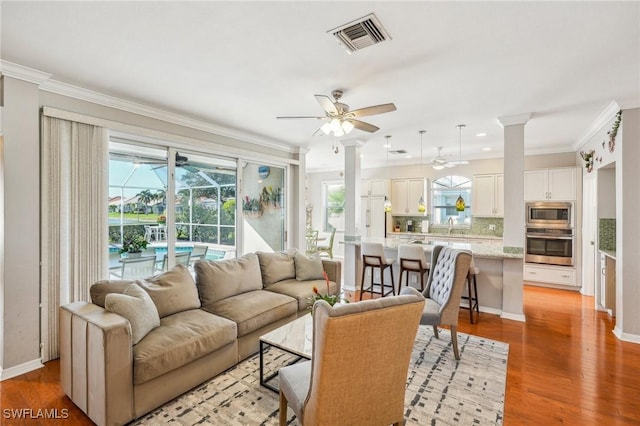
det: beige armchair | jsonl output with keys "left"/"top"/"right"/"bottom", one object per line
{"left": 278, "top": 289, "right": 425, "bottom": 425}
{"left": 409, "top": 245, "right": 471, "bottom": 360}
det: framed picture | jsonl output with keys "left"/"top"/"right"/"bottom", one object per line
{"left": 258, "top": 166, "right": 270, "bottom": 179}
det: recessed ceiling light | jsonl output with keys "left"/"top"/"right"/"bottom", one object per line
{"left": 476, "top": 132, "right": 487, "bottom": 137}
{"left": 482, "top": 147, "right": 491, "bottom": 151}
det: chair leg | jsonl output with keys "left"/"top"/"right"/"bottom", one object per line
{"left": 467, "top": 272, "right": 474, "bottom": 324}
{"left": 279, "top": 391, "right": 288, "bottom": 426}
{"left": 451, "top": 326, "right": 460, "bottom": 360}
{"left": 473, "top": 274, "right": 479, "bottom": 314}
{"left": 433, "top": 325, "right": 439, "bottom": 339}
{"left": 390, "top": 265, "right": 396, "bottom": 296}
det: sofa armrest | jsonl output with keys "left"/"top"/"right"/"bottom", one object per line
{"left": 60, "top": 302, "right": 135, "bottom": 426}
{"left": 321, "top": 259, "right": 342, "bottom": 294}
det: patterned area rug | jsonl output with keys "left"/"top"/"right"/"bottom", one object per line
{"left": 132, "top": 326, "right": 508, "bottom": 425}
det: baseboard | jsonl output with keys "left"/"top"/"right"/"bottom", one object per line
{"left": 0, "top": 358, "right": 43, "bottom": 381}
{"left": 500, "top": 312, "right": 526, "bottom": 322}
{"left": 612, "top": 326, "right": 640, "bottom": 344}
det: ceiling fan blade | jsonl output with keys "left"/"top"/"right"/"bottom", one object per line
{"left": 315, "top": 95, "right": 338, "bottom": 115}
{"left": 448, "top": 160, "right": 469, "bottom": 165}
{"left": 276, "top": 116, "right": 326, "bottom": 119}
{"left": 350, "top": 103, "right": 397, "bottom": 118}
{"left": 350, "top": 119, "right": 379, "bottom": 133}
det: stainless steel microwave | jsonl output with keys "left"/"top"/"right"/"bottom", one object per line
{"left": 525, "top": 202, "right": 572, "bottom": 228}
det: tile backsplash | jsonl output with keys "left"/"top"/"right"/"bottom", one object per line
{"left": 599, "top": 218, "right": 616, "bottom": 251}
{"left": 392, "top": 215, "right": 503, "bottom": 237}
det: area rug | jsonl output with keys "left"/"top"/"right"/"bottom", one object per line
{"left": 132, "top": 326, "right": 508, "bottom": 425}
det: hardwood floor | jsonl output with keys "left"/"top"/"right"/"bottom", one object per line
{"left": 1, "top": 285, "right": 639, "bottom": 425}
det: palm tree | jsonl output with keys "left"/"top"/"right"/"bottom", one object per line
{"left": 154, "top": 189, "right": 166, "bottom": 215}
{"left": 136, "top": 189, "right": 154, "bottom": 221}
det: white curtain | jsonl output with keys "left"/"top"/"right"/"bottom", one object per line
{"left": 41, "top": 115, "right": 108, "bottom": 362}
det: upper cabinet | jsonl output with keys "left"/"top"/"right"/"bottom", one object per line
{"left": 524, "top": 168, "right": 577, "bottom": 201}
{"left": 391, "top": 178, "right": 428, "bottom": 215}
{"left": 361, "top": 179, "right": 390, "bottom": 197}
{"left": 473, "top": 173, "right": 504, "bottom": 217}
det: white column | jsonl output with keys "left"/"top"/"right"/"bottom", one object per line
{"left": 292, "top": 147, "right": 308, "bottom": 251}
{"left": 341, "top": 139, "right": 365, "bottom": 291}
{"left": 497, "top": 113, "right": 531, "bottom": 322}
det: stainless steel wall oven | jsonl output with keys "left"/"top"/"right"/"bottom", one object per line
{"left": 525, "top": 202, "right": 574, "bottom": 266}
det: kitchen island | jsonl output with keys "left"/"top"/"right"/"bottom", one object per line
{"left": 343, "top": 236, "right": 525, "bottom": 322}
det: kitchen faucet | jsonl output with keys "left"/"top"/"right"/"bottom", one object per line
{"left": 447, "top": 217, "right": 454, "bottom": 234}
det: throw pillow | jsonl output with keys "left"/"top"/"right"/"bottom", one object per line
{"left": 137, "top": 264, "right": 200, "bottom": 318}
{"left": 90, "top": 280, "right": 134, "bottom": 308}
{"left": 294, "top": 252, "right": 325, "bottom": 281}
{"left": 105, "top": 283, "right": 160, "bottom": 345}
{"left": 195, "top": 253, "right": 263, "bottom": 305}
{"left": 256, "top": 250, "right": 297, "bottom": 286}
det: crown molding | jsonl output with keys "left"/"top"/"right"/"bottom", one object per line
{"left": 1, "top": 60, "right": 295, "bottom": 154}
{"left": 0, "top": 61, "right": 52, "bottom": 85}
{"left": 573, "top": 100, "right": 621, "bottom": 150}
{"left": 40, "top": 79, "right": 295, "bottom": 154}
{"left": 497, "top": 113, "right": 533, "bottom": 127}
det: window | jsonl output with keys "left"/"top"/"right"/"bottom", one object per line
{"left": 431, "top": 175, "right": 472, "bottom": 226}
{"left": 323, "top": 181, "right": 345, "bottom": 232}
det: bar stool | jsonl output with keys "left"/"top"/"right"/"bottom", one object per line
{"left": 359, "top": 242, "right": 395, "bottom": 300}
{"left": 397, "top": 244, "right": 430, "bottom": 292}
{"left": 461, "top": 259, "right": 480, "bottom": 323}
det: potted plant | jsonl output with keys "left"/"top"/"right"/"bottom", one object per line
{"left": 119, "top": 235, "right": 149, "bottom": 258}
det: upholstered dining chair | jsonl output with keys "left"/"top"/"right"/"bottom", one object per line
{"left": 359, "top": 242, "right": 395, "bottom": 300}
{"left": 278, "top": 289, "right": 425, "bottom": 426}
{"left": 398, "top": 243, "right": 430, "bottom": 292}
{"left": 412, "top": 245, "right": 472, "bottom": 360}
{"left": 315, "top": 228, "right": 336, "bottom": 259}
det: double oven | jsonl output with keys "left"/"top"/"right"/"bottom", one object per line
{"left": 525, "top": 202, "right": 574, "bottom": 266}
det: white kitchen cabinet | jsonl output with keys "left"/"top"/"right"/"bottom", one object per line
{"left": 391, "top": 178, "right": 428, "bottom": 215}
{"left": 473, "top": 173, "right": 504, "bottom": 217}
{"left": 524, "top": 263, "right": 578, "bottom": 287}
{"left": 524, "top": 168, "right": 577, "bottom": 201}
{"left": 361, "top": 179, "right": 390, "bottom": 197}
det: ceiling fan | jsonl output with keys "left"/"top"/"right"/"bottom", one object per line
{"left": 276, "top": 89, "right": 396, "bottom": 136}
{"left": 431, "top": 146, "right": 455, "bottom": 170}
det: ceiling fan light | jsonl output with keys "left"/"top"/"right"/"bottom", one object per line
{"left": 321, "top": 122, "right": 332, "bottom": 135}
{"left": 341, "top": 120, "right": 354, "bottom": 134}
{"left": 445, "top": 162, "right": 455, "bottom": 168}
{"left": 329, "top": 118, "right": 341, "bottom": 132}
{"left": 432, "top": 164, "right": 445, "bottom": 170}
{"left": 333, "top": 126, "right": 345, "bottom": 137}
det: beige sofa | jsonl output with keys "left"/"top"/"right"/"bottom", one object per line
{"left": 60, "top": 251, "right": 341, "bottom": 426}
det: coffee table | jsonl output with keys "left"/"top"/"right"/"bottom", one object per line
{"left": 259, "top": 314, "right": 313, "bottom": 392}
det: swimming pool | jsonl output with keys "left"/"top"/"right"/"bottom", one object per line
{"left": 109, "top": 245, "right": 227, "bottom": 260}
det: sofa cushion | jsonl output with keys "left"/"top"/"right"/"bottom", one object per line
{"left": 201, "top": 290, "right": 297, "bottom": 337}
{"left": 137, "top": 265, "right": 200, "bottom": 318}
{"left": 266, "top": 278, "right": 339, "bottom": 311}
{"left": 132, "top": 309, "right": 237, "bottom": 385}
{"left": 294, "top": 252, "right": 325, "bottom": 281}
{"left": 90, "top": 279, "right": 134, "bottom": 307}
{"left": 257, "top": 250, "right": 296, "bottom": 286}
{"left": 195, "top": 253, "right": 263, "bottom": 305}
{"left": 105, "top": 283, "right": 160, "bottom": 345}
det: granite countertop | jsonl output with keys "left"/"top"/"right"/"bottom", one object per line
{"left": 345, "top": 237, "right": 523, "bottom": 260}
{"left": 599, "top": 249, "right": 616, "bottom": 259}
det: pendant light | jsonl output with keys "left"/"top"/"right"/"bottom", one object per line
{"left": 383, "top": 135, "right": 392, "bottom": 212}
{"left": 455, "top": 124, "right": 466, "bottom": 212}
{"left": 417, "top": 130, "right": 426, "bottom": 213}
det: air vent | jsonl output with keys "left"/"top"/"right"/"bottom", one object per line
{"left": 329, "top": 13, "right": 390, "bottom": 53}
{"left": 389, "top": 149, "right": 407, "bottom": 155}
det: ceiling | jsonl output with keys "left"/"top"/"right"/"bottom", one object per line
{"left": 2, "top": 1, "right": 639, "bottom": 171}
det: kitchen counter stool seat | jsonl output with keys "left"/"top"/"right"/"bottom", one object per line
{"left": 359, "top": 242, "right": 395, "bottom": 300}
{"left": 398, "top": 244, "right": 430, "bottom": 292}
{"left": 461, "top": 260, "right": 480, "bottom": 324}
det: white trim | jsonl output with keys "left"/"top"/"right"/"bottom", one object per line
{"left": 40, "top": 78, "right": 296, "bottom": 154}
{"left": 496, "top": 113, "right": 532, "bottom": 127}
{"left": 479, "top": 306, "right": 503, "bottom": 316}
{"left": 574, "top": 101, "right": 621, "bottom": 150}
{"left": 42, "top": 107, "right": 299, "bottom": 167}
{"left": 0, "top": 359, "right": 43, "bottom": 381}
{"left": 0, "top": 61, "right": 52, "bottom": 85}
{"left": 613, "top": 326, "right": 640, "bottom": 344}
{"left": 500, "top": 311, "right": 526, "bottom": 322}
